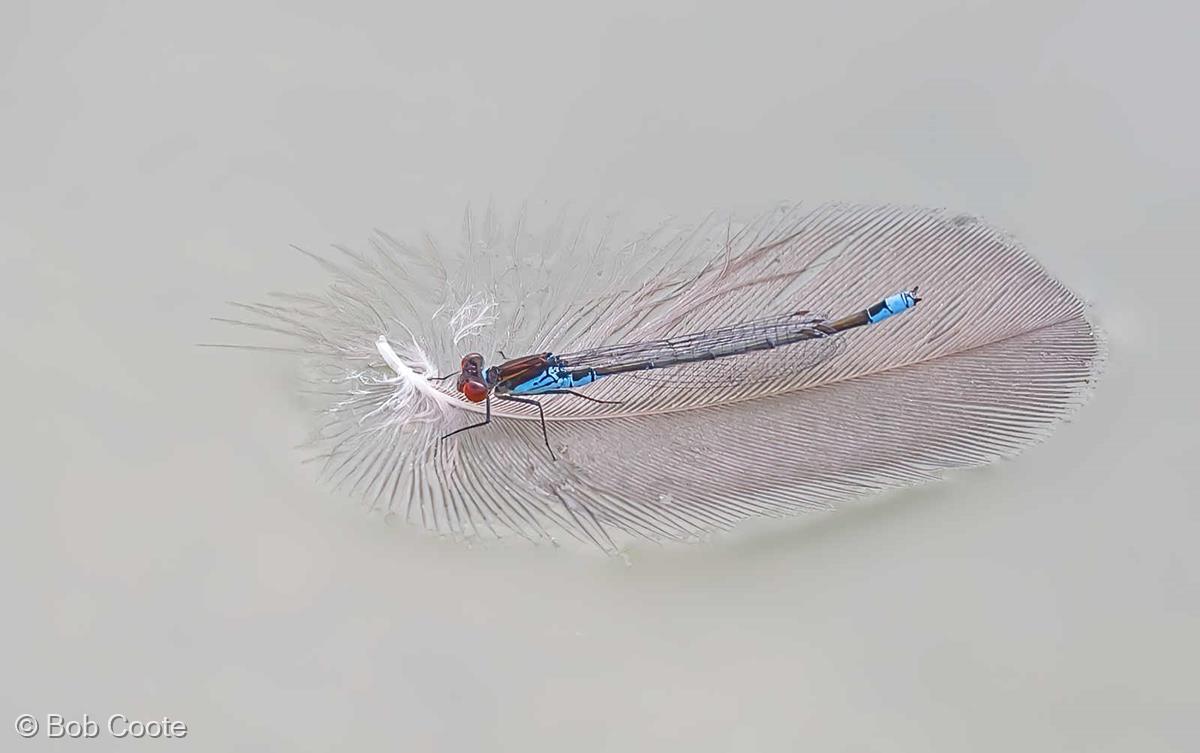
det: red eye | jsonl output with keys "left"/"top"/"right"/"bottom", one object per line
{"left": 459, "top": 379, "right": 488, "bottom": 403}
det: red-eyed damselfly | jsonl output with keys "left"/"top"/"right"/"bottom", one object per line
{"left": 380, "top": 290, "right": 920, "bottom": 459}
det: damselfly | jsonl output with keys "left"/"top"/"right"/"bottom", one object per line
{"left": 395, "top": 289, "right": 920, "bottom": 459}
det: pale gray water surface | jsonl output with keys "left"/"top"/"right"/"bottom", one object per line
{"left": 2, "top": 1, "right": 1196, "bottom": 750}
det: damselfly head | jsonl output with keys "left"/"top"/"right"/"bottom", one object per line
{"left": 456, "top": 353, "right": 489, "bottom": 402}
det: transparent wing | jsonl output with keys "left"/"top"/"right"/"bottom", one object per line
{"left": 556, "top": 311, "right": 844, "bottom": 388}
{"left": 618, "top": 337, "right": 845, "bottom": 388}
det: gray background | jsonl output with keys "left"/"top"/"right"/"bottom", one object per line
{"left": 2, "top": 1, "right": 1196, "bottom": 750}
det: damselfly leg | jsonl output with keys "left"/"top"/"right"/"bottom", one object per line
{"left": 543, "top": 389, "right": 622, "bottom": 405}
{"left": 441, "top": 393, "right": 491, "bottom": 441}
{"left": 498, "top": 395, "right": 555, "bottom": 460}
{"left": 439, "top": 394, "right": 558, "bottom": 460}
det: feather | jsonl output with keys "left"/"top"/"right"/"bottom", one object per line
{"left": 217, "top": 203, "right": 1104, "bottom": 552}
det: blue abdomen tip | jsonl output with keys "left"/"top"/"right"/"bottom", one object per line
{"left": 867, "top": 289, "right": 920, "bottom": 324}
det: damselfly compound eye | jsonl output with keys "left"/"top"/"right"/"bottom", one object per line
{"left": 461, "top": 353, "right": 484, "bottom": 371}
{"left": 459, "top": 379, "right": 488, "bottom": 403}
